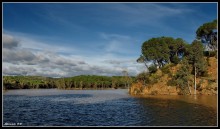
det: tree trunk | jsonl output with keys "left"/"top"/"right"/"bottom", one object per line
{"left": 144, "top": 61, "right": 149, "bottom": 69}
{"left": 194, "top": 66, "right": 197, "bottom": 95}
{"left": 80, "top": 81, "right": 83, "bottom": 90}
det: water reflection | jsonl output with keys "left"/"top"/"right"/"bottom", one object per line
{"left": 3, "top": 89, "right": 217, "bottom": 126}
{"left": 134, "top": 94, "right": 217, "bottom": 110}
{"left": 136, "top": 97, "right": 217, "bottom": 126}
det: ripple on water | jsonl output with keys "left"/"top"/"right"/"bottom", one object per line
{"left": 3, "top": 89, "right": 217, "bottom": 126}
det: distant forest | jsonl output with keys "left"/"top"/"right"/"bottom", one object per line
{"left": 3, "top": 75, "right": 135, "bottom": 90}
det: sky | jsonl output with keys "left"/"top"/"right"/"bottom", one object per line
{"left": 2, "top": 2, "right": 218, "bottom": 77}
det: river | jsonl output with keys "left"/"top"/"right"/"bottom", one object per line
{"left": 3, "top": 89, "right": 217, "bottom": 126}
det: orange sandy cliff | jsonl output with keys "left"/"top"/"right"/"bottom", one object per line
{"left": 130, "top": 57, "right": 217, "bottom": 95}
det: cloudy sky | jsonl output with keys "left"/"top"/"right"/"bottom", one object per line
{"left": 3, "top": 2, "right": 217, "bottom": 77}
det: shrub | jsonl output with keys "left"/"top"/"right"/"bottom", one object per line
{"left": 136, "top": 72, "right": 150, "bottom": 85}
{"left": 148, "top": 65, "right": 157, "bottom": 73}
{"left": 161, "top": 65, "right": 170, "bottom": 74}
{"left": 203, "top": 51, "right": 217, "bottom": 57}
{"left": 197, "top": 79, "right": 204, "bottom": 91}
{"left": 167, "top": 79, "right": 176, "bottom": 86}
{"left": 171, "top": 55, "right": 180, "bottom": 64}
{"left": 149, "top": 73, "right": 159, "bottom": 84}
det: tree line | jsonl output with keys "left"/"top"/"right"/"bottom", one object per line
{"left": 3, "top": 75, "right": 135, "bottom": 90}
{"left": 136, "top": 19, "right": 217, "bottom": 95}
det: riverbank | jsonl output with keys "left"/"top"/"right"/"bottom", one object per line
{"left": 3, "top": 87, "right": 123, "bottom": 92}
{"left": 60, "top": 87, "right": 119, "bottom": 90}
{"left": 130, "top": 57, "right": 217, "bottom": 96}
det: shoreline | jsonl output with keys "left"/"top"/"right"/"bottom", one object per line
{"left": 3, "top": 88, "right": 125, "bottom": 91}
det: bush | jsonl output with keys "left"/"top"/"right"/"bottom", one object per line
{"left": 200, "top": 71, "right": 209, "bottom": 77}
{"left": 203, "top": 51, "right": 217, "bottom": 57}
{"left": 136, "top": 72, "right": 151, "bottom": 85}
{"left": 148, "top": 65, "right": 157, "bottom": 73}
{"left": 171, "top": 55, "right": 180, "bottom": 64}
{"left": 208, "top": 78, "right": 216, "bottom": 84}
{"left": 209, "top": 51, "right": 217, "bottom": 57}
{"left": 203, "top": 51, "right": 209, "bottom": 57}
{"left": 149, "top": 78, "right": 158, "bottom": 84}
{"left": 161, "top": 65, "right": 170, "bottom": 74}
{"left": 167, "top": 79, "right": 176, "bottom": 86}
{"left": 197, "top": 79, "right": 204, "bottom": 91}
{"left": 149, "top": 73, "right": 159, "bottom": 84}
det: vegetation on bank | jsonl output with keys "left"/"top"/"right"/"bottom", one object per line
{"left": 132, "top": 19, "right": 217, "bottom": 95}
{"left": 3, "top": 75, "right": 135, "bottom": 90}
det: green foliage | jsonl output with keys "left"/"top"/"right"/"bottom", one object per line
{"left": 197, "top": 79, "right": 204, "bottom": 91}
{"left": 196, "top": 60, "right": 208, "bottom": 77}
{"left": 196, "top": 19, "right": 217, "bottom": 51}
{"left": 137, "top": 55, "right": 149, "bottom": 68}
{"left": 171, "top": 55, "right": 180, "bottom": 64}
{"left": 136, "top": 72, "right": 150, "bottom": 84}
{"left": 3, "top": 76, "right": 52, "bottom": 89}
{"left": 149, "top": 73, "right": 159, "bottom": 84}
{"left": 168, "top": 58, "right": 192, "bottom": 94}
{"left": 148, "top": 65, "right": 157, "bottom": 73}
{"left": 136, "top": 71, "right": 159, "bottom": 85}
{"left": 3, "top": 75, "right": 136, "bottom": 90}
{"left": 167, "top": 79, "right": 177, "bottom": 86}
{"left": 208, "top": 78, "right": 216, "bottom": 84}
{"left": 141, "top": 37, "right": 170, "bottom": 68}
{"left": 196, "top": 19, "right": 217, "bottom": 37}
{"left": 203, "top": 51, "right": 217, "bottom": 57}
{"left": 139, "top": 37, "right": 188, "bottom": 69}
{"left": 161, "top": 65, "right": 171, "bottom": 74}
{"left": 187, "top": 40, "right": 208, "bottom": 77}
{"left": 206, "top": 78, "right": 216, "bottom": 90}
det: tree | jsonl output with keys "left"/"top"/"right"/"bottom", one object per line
{"left": 169, "top": 38, "right": 187, "bottom": 63}
{"left": 137, "top": 55, "right": 149, "bottom": 69}
{"left": 187, "top": 40, "right": 207, "bottom": 95}
{"left": 139, "top": 37, "right": 188, "bottom": 69}
{"left": 141, "top": 37, "right": 170, "bottom": 68}
{"left": 122, "top": 70, "right": 130, "bottom": 88}
{"left": 173, "top": 58, "right": 192, "bottom": 94}
{"left": 196, "top": 19, "right": 217, "bottom": 51}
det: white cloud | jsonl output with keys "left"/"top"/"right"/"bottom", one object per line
{"left": 2, "top": 32, "right": 146, "bottom": 77}
{"left": 3, "top": 48, "right": 36, "bottom": 63}
{"left": 3, "top": 34, "right": 20, "bottom": 49}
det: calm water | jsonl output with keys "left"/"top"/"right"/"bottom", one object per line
{"left": 3, "top": 89, "right": 217, "bottom": 126}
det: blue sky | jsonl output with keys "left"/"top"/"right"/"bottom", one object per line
{"left": 3, "top": 2, "right": 217, "bottom": 77}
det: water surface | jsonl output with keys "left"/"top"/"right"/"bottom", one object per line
{"left": 3, "top": 89, "right": 217, "bottom": 126}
